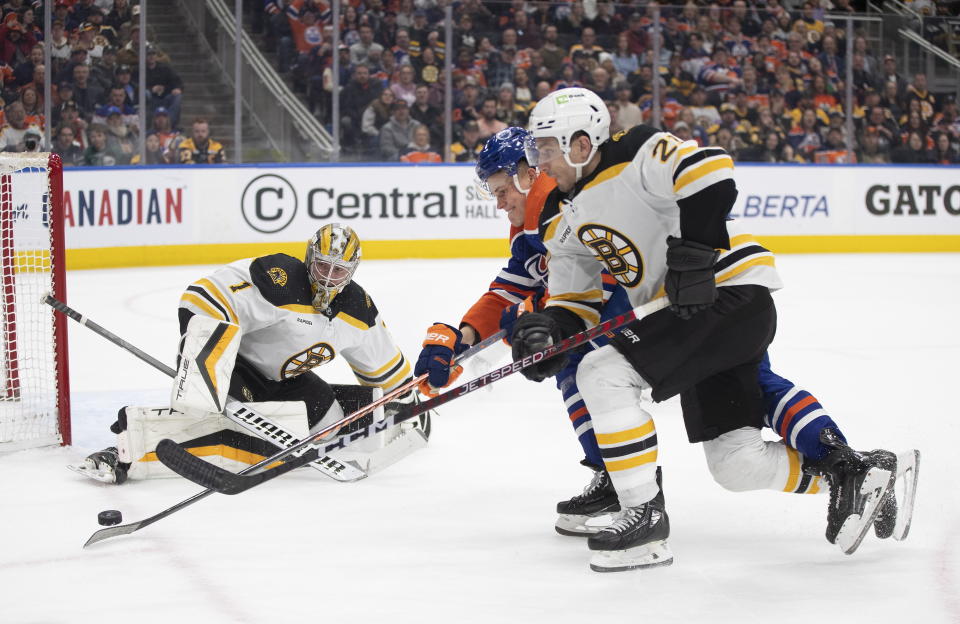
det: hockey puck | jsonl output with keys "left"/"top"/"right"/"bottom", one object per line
{"left": 97, "top": 510, "right": 123, "bottom": 526}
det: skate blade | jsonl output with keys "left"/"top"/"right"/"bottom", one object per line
{"left": 67, "top": 463, "right": 116, "bottom": 484}
{"left": 589, "top": 540, "right": 674, "bottom": 573}
{"left": 893, "top": 450, "right": 920, "bottom": 542}
{"left": 836, "top": 467, "right": 895, "bottom": 555}
{"left": 555, "top": 513, "right": 616, "bottom": 537}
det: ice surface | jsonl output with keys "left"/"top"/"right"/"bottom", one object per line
{"left": 1, "top": 254, "right": 958, "bottom": 624}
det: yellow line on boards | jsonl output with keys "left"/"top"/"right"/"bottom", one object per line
{"left": 62, "top": 235, "right": 960, "bottom": 270}
{"left": 756, "top": 235, "right": 960, "bottom": 254}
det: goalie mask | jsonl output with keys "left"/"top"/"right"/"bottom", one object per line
{"left": 305, "top": 224, "right": 361, "bottom": 311}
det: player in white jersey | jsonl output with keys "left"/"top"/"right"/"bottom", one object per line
{"left": 80, "top": 224, "right": 418, "bottom": 484}
{"left": 514, "top": 87, "right": 900, "bottom": 572}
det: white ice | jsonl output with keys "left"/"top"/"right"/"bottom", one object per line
{"left": 1, "top": 254, "right": 958, "bottom": 624}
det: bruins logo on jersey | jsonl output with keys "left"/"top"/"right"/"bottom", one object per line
{"left": 268, "top": 267, "right": 288, "bottom": 286}
{"left": 282, "top": 342, "right": 335, "bottom": 378}
{"left": 578, "top": 224, "right": 644, "bottom": 287}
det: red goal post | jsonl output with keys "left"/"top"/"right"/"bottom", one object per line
{"left": 0, "top": 153, "right": 70, "bottom": 451}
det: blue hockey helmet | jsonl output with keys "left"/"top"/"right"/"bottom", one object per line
{"left": 475, "top": 127, "right": 536, "bottom": 192}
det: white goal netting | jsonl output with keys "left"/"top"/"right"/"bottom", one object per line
{"left": 0, "top": 153, "right": 68, "bottom": 451}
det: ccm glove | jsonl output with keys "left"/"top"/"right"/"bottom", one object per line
{"left": 664, "top": 236, "right": 720, "bottom": 320}
{"left": 499, "top": 293, "right": 546, "bottom": 344}
{"left": 415, "top": 323, "right": 468, "bottom": 397}
{"left": 511, "top": 312, "right": 568, "bottom": 383}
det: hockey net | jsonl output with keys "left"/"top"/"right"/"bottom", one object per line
{"left": 0, "top": 153, "right": 70, "bottom": 451}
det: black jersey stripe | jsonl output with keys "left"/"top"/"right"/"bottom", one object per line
{"left": 599, "top": 435, "right": 658, "bottom": 460}
{"left": 352, "top": 355, "right": 407, "bottom": 385}
{"left": 713, "top": 244, "right": 768, "bottom": 274}
{"left": 794, "top": 473, "right": 812, "bottom": 494}
{"left": 672, "top": 148, "right": 727, "bottom": 184}
{"left": 187, "top": 285, "right": 230, "bottom": 322}
{"left": 196, "top": 322, "right": 230, "bottom": 412}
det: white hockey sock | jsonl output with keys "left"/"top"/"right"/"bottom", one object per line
{"left": 577, "top": 345, "right": 659, "bottom": 508}
{"left": 702, "top": 427, "right": 825, "bottom": 494}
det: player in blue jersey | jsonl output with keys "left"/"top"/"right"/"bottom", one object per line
{"left": 415, "top": 127, "right": 918, "bottom": 560}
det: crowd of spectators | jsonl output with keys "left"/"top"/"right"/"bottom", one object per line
{"left": 260, "top": 0, "right": 960, "bottom": 164}
{"left": 0, "top": 0, "right": 225, "bottom": 166}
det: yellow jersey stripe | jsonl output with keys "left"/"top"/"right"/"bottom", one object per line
{"left": 783, "top": 447, "right": 802, "bottom": 493}
{"left": 676, "top": 144, "right": 697, "bottom": 159}
{"left": 350, "top": 351, "right": 403, "bottom": 377}
{"left": 280, "top": 303, "right": 320, "bottom": 314}
{"left": 673, "top": 156, "right": 734, "bottom": 193}
{"left": 196, "top": 278, "right": 237, "bottom": 323}
{"left": 336, "top": 311, "right": 370, "bottom": 330}
{"left": 582, "top": 162, "right": 629, "bottom": 192}
{"left": 543, "top": 215, "right": 562, "bottom": 243}
{"left": 809, "top": 476, "right": 822, "bottom": 494}
{"left": 548, "top": 289, "right": 603, "bottom": 303}
{"left": 728, "top": 233, "right": 758, "bottom": 248}
{"left": 382, "top": 361, "right": 413, "bottom": 390}
{"left": 606, "top": 449, "right": 658, "bottom": 472}
{"left": 596, "top": 420, "right": 656, "bottom": 445}
{"left": 549, "top": 302, "right": 600, "bottom": 326}
{"left": 202, "top": 323, "right": 239, "bottom": 397}
{"left": 181, "top": 292, "right": 224, "bottom": 321}
{"left": 715, "top": 255, "right": 776, "bottom": 285}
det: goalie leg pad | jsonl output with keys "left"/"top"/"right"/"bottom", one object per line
{"left": 172, "top": 315, "right": 242, "bottom": 416}
{"left": 117, "top": 403, "right": 310, "bottom": 480}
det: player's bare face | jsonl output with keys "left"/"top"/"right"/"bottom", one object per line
{"left": 486, "top": 170, "right": 526, "bottom": 227}
{"left": 533, "top": 137, "right": 585, "bottom": 192}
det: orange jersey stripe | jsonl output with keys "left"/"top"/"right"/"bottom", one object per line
{"left": 778, "top": 394, "right": 818, "bottom": 439}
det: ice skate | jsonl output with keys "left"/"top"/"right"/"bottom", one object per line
{"left": 555, "top": 461, "right": 620, "bottom": 536}
{"left": 875, "top": 449, "right": 920, "bottom": 541}
{"left": 586, "top": 476, "right": 672, "bottom": 573}
{"left": 68, "top": 447, "right": 129, "bottom": 484}
{"left": 804, "top": 429, "right": 896, "bottom": 555}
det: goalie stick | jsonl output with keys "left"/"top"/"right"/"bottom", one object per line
{"left": 44, "top": 295, "right": 367, "bottom": 482}
{"left": 157, "top": 297, "right": 671, "bottom": 495}
{"left": 80, "top": 328, "right": 505, "bottom": 547}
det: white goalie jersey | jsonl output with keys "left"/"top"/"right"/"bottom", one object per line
{"left": 176, "top": 253, "right": 412, "bottom": 404}
{"left": 539, "top": 125, "right": 783, "bottom": 327}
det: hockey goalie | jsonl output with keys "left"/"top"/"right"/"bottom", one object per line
{"left": 73, "top": 224, "right": 428, "bottom": 484}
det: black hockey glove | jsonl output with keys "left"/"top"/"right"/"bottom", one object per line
{"left": 511, "top": 312, "right": 569, "bottom": 382}
{"left": 664, "top": 236, "right": 720, "bottom": 320}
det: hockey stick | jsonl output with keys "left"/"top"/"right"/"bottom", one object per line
{"left": 157, "top": 298, "right": 670, "bottom": 495}
{"left": 80, "top": 328, "right": 504, "bottom": 547}
{"left": 44, "top": 295, "right": 366, "bottom": 482}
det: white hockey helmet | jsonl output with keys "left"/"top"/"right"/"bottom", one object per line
{"left": 526, "top": 87, "right": 610, "bottom": 181}
{"left": 305, "top": 223, "right": 361, "bottom": 311}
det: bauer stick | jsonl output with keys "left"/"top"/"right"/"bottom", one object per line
{"left": 156, "top": 297, "right": 671, "bottom": 495}
{"left": 45, "top": 295, "right": 369, "bottom": 482}
{"left": 78, "top": 325, "right": 505, "bottom": 547}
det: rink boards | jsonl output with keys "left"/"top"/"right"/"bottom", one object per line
{"left": 58, "top": 162, "right": 960, "bottom": 269}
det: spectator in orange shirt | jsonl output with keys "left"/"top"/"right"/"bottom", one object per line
{"left": 400, "top": 125, "right": 442, "bottom": 163}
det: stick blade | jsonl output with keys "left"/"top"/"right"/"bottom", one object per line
{"left": 84, "top": 521, "right": 144, "bottom": 548}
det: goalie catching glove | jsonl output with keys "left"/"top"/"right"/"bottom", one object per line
{"left": 664, "top": 236, "right": 720, "bottom": 320}
{"left": 414, "top": 323, "right": 468, "bottom": 397}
